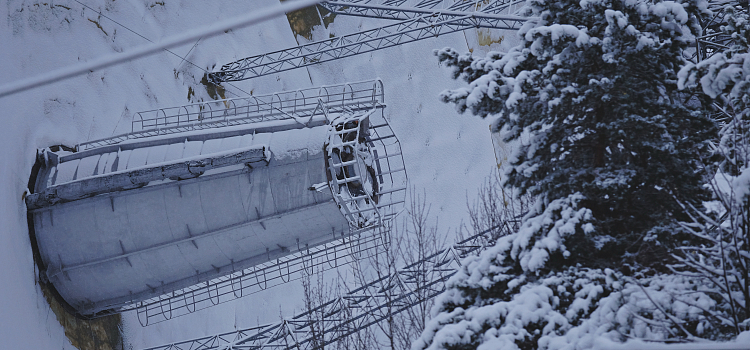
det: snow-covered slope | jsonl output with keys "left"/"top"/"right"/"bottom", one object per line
{"left": 1, "top": 0, "right": 504, "bottom": 348}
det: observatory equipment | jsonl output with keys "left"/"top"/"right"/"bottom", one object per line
{"left": 25, "top": 79, "right": 406, "bottom": 318}
{"left": 208, "top": 0, "right": 529, "bottom": 83}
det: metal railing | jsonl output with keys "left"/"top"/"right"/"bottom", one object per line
{"left": 78, "top": 80, "right": 385, "bottom": 151}
{"left": 125, "top": 228, "right": 385, "bottom": 326}
{"left": 142, "top": 225, "right": 508, "bottom": 350}
{"left": 81, "top": 80, "right": 404, "bottom": 325}
{"left": 325, "top": 108, "right": 408, "bottom": 230}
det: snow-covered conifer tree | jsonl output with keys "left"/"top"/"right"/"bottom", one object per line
{"left": 675, "top": 7, "right": 750, "bottom": 336}
{"left": 437, "top": 0, "right": 715, "bottom": 269}
{"left": 414, "top": 0, "right": 721, "bottom": 348}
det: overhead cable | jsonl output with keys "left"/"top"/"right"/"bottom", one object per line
{"left": 0, "top": 0, "right": 321, "bottom": 98}
{"left": 71, "top": 0, "right": 251, "bottom": 97}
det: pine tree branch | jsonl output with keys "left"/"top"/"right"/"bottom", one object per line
{"left": 632, "top": 278, "right": 698, "bottom": 340}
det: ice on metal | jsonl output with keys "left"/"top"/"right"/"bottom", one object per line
{"left": 25, "top": 80, "right": 407, "bottom": 318}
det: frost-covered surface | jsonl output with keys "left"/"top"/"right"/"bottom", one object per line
{"left": 433, "top": 0, "right": 715, "bottom": 257}
{"left": 412, "top": 190, "right": 732, "bottom": 349}
{"left": 678, "top": 8, "right": 750, "bottom": 100}
{"left": 674, "top": 7, "right": 750, "bottom": 338}
{"left": 411, "top": 0, "right": 738, "bottom": 346}
{"left": 415, "top": 267, "right": 723, "bottom": 350}
{"left": 0, "top": 0, "right": 500, "bottom": 348}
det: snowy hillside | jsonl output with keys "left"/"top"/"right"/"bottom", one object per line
{"left": 0, "top": 0, "right": 503, "bottom": 348}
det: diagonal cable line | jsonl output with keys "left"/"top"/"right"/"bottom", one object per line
{"left": 0, "top": 0, "right": 321, "bottom": 98}
{"left": 71, "top": 0, "right": 251, "bottom": 97}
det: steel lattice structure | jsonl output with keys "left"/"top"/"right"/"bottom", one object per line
{"left": 208, "top": 0, "right": 531, "bottom": 83}
{"left": 78, "top": 80, "right": 387, "bottom": 150}
{"left": 319, "top": 0, "right": 527, "bottom": 20}
{"left": 206, "top": 0, "right": 750, "bottom": 83}
{"left": 130, "top": 228, "right": 385, "bottom": 326}
{"left": 111, "top": 79, "right": 408, "bottom": 325}
{"left": 27, "top": 79, "right": 409, "bottom": 320}
{"left": 692, "top": 1, "right": 747, "bottom": 62}
{"left": 143, "top": 225, "right": 507, "bottom": 350}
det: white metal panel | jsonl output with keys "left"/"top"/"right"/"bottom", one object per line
{"left": 92, "top": 196, "right": 129, "bottom": 260}
{"left": 200, "top": 175, "right": 249, "bottom": 234}
{"left": 54, "top": 158, "right": 79, "bottom": 185}
{"left": 95, "top": 153, "right": 109, "bottom": 175}
{"left": 211, "top": 223, "right": 267, "bottom": 268}
{"left": 54, "top": 202, "right": 101, "bottom": 268}
{"left": 219, "top": 135, "right": 243, "bottom": 151}
{"left": 76, "top": 155, "right": 99, "bottom": 180}
{"left": 201, "top": 138, "right": 225, "bottom": 155}
{"left": 238, "top": 134, "right": 254, "bottom": 148}
{"left": 164, "top": 142, "right": 186, "bottom": 163}
{"left": 126, "top": 147, "right": 150, "bottom": 168}
{"left": 163, "top": 182, "right": 209, "bottom": 274}
{"left": 145, "top": 144, "right": 169, "bottom": 165}
{"left": 182, "top": 140, "right": 203, "bottom": 158}
{"left": 99, "top": 152, "right": 118, "bottom": 175}
{"left": 103, "top": 152, "right": 120, "bottom": 174}
{"left": 243, "top": 165, "right": 275, "bottom": 219}
{"left": 116, "top": 150, "right": 131, "bottom": 173}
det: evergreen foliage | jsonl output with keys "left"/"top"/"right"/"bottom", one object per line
{"left": 436, "top": 0, "right": 716, "bottom": 269}
{"left": 414, "top": 264, "right": 718, "bottom": 350}
{"left": 674, "top": 7, "right": 750, "bottom": 336}
{"left": 680, "top": 7, "right": 750, "bottom": 175}
{"left": 413, "top": 0, "right": 728, "bottom": 348}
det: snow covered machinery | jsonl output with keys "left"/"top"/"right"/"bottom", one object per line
{"left": 25, "top": 79, "right": 407, "bottom": 319}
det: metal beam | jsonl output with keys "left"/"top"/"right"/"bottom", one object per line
{"left": 320, "top": 0, "right": 527, "bottom": 20}
{"left": 128, "top": 228, "right": 386, "bottom": 326}
{"left": 208, "top": 11, "right": 530, "bottom": 83}
{"left": 77, "top": 79, "right": 385, "bottom": 150}
{"left": 142, "top": 225, "right": 508, "bottom": 350}
{"left": 26, "top": 146, "right": 268, "bottom": 210}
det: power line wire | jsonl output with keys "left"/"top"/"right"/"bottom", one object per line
{"left": 177, "top": 38, "right": 201, "bottom": 71}
{"left": 71, "top": 0, "right": 251, "bottom": 97}
{"left": 0, "top": 0, "right": 320, "bottom": 98}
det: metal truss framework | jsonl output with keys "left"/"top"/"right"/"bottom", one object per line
{"left": 208, "top": 0, "right": 531, "bottom": 83}
{"left": 320, "top": 0, "right": 528, "bottom": 20}
{"left": 318, "top": 0, "right": 745, "bottom": 64}
{"left": 115, "top": 79, "right": 407, "bottom": 325}
{"left": 130, "top": 228, "right": 385, "bottom": 326}
{"left": 693, "top": 2, "right": 746, "bottom": 62}
{"left": 207, "top": 0, "right": 749, "bottom": 83}
{"left": 79, "top": 80, "right": 385, "bottom": 150}
{"left": 143, "top": 225, "right": 508, "bottom": 350}
{"left": 57, "top": 79, "right": 407, "bottom": 322}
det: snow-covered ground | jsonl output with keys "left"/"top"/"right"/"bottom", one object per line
{"left": 0, "top": 1, "right": 505, "bottom": 348}
{"left": 6, "top": 1, "right": 750, "bottom": 350}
